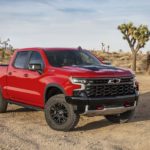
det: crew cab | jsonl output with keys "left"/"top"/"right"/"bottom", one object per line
{"left": 0, "top": 47, "right": 139, "bottom": 131}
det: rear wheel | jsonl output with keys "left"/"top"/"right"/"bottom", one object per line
{"left": 105, "top": 110, "right": 135, "bottom": 123}
{"left": 0, "top": 91, "right": 8, "bottom": 113}
{"left": 44, "top": 94, "right": 80, "bottom": 131}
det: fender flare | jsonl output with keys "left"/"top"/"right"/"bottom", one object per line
{"left": 44, "top": 83, "right": 66, "bottom": 103}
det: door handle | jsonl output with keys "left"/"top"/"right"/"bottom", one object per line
{"left": 24, "top": 73, "right": 28, "bottom": 77}
{"left": 8, "top": 72, "right": 12, "bottom": 75}
{"left": 8, "top": 71, "right": 16, "bottom": 75}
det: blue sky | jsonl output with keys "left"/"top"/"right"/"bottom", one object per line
{"left": 0, "top": 0, "right": 150, "bottom": 51}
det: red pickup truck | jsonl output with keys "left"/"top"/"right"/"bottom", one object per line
{"left": 0, "top": 47, "right": 139, "bottom": 131}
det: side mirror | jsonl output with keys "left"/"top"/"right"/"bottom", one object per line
{"left": 28, "top": 64, "right": 43, "bottom": 74}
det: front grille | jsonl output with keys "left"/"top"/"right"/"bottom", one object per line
{"left": 85, "top": 77, "right": 135, "bottom": 97}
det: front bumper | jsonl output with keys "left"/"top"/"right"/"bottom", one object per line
{"left": 66, "top": 92, "right": 139, "bottom": 115}
{"left": 66, "top": 93, "right": 139, "bottom": 105}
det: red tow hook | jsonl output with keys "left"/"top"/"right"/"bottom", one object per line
{"left": 124, "top": 101, "right": 133, "bottom": 107}
{"left": 96, "top": 105, "right": 104, "bottom": 110}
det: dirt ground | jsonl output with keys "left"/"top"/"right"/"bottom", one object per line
{"left": 0, "top": 75, "right": 150, "bottom": 150}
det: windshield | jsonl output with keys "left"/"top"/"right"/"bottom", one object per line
{"left": 45, "top": 50, "right": 101, "bottom": 67}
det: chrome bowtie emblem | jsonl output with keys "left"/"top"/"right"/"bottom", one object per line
{"left": 108, "top": 78, "right": 121, "bottom": 84}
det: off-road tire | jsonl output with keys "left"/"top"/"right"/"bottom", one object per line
{"left": 44, "top": 94, "right": 80, "bottom": 131}
{"left": 105, "top": 110, "right": 135, "bottom": 123}
{"left": 0, "top": 91, "right": 8, "bottom": 113}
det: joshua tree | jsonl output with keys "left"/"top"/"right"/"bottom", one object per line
{"left": 101, "top": 42, "right": 105, "bottom": 52}
{"left": 107, "top": 45, "right": 110, "bottom": 52}
{"left": 118, "top": 22, "right": 150, "bottom": 71}
{"left": 8, "top": 44, "right": 12, "bottom": 50}
{"left": 0, "top": 38, "right": 10, "bottom": 61}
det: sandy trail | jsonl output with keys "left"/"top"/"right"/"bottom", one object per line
{"left": 0, "top": 75, "right": 150, "bottom": 150}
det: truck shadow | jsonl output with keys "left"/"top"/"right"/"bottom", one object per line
{"left": 7, "top": 107, "right": 38, "bottom": 113}
{"left": 131, "top": 92, "right": 150, "bottom": 122}
{"left": 75, "top": 92, "right": 150, "bottom": 131}
{"left": 75, "top": 119, "right": 111, "bottom": 131}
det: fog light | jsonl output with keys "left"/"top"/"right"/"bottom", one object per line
{"left": 73, "top": 91, "right": 86, "bottom": 97}
{"left": 80, "top": 92, "right": 86, "bottom": 97}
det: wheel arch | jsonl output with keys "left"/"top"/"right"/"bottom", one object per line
{"left": 44, "top": 83, "right": 66, "bottom": 104}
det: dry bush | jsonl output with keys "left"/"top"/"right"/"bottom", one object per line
{"left": 91, "top": 50, "right": 148, "bottom": 73}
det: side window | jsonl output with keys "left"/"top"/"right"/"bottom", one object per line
{"left": 14, "top": 51, "right": 29, "bottom": 69}
{"left": 29, "top": 51, "right": 44, "bottom": 69}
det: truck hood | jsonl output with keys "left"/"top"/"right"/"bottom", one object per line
{"left": 61, "top": 65, "right": 133, "bottom": 78}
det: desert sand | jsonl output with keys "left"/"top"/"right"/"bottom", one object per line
{"left": 0, "top": 75, "right": 150, "bottom": 150}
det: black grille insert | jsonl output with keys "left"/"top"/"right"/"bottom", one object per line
{"left": 85, "top": 77, "right": 135, "bottom": 97}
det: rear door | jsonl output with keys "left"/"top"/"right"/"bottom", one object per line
{"left": 7, "top": 51, "right": 31, "bottom": 103}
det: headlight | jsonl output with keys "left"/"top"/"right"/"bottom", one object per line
{"left": 70, "top": 77, "right": 87, "bottom": 84}
{"left": 69, "top": 77, "right": 86, "bottom": 90}
{"left": 132, "top": 76, "right": 137, "bottom": 84}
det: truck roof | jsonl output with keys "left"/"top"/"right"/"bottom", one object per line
{"left": 16, "top": 47, "right": 81, "bottom": 51}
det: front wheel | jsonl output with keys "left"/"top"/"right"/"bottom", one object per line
{"left": 44, "top": 94, "right": 80, "bottom": 131}
{"left": 105, "top": 110, "right": 135, "bottom": 124}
